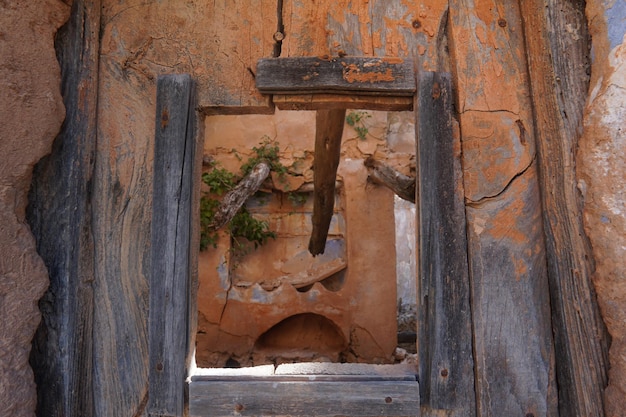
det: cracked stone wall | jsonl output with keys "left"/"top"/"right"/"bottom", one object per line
{"left": 579, "top": 2, "right": 626, "bottom": 414}
{"left": 0, "top": 1, "right": 69, "bottom": 416}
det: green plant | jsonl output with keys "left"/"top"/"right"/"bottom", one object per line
{"left": 200, "top": 138, "right": 291, "bottom": 253}
{"left": 287, "top": 192, "right": 308, "bottom": 206}
{"left": 346, "top": 111, "right": 372, "bottom": 140}
{"left": 240, "top": 136, "right": 287, "bottom": 176}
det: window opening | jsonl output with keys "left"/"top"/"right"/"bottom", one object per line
{"left": 194, "top": 109, "right": 418, "bottom": 371}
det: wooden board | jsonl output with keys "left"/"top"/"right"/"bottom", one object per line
{"left": 189, "top": 380, "right": 419, "bottom": 417}
{"left": 520, "top": 1, "right": 610, "bottom": 415}
{"left": 26, "top": 1, "right": 100, "bottom": 415}
{"left": 256, "top": 57, "right": 415, "bottom": 96}
{"left": 414, "top": 72, "right": 475, "bottom": 416}
{"left": 148, "top": 74, "right": 197, "bottom": 417}
{"left": 273, "top": 94, "right": 413, "bottom": 111}
{"left": 447, "top": 3, "right": 559, "bottom": 415}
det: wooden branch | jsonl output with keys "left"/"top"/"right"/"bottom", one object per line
{"left": 256, "top": 57, "right": 415, "bottom": 96}
{"left": 210, "top": 161, "right": 271, "bottom": 230}
{"left": 308, "top": 109, "right": 345, "bottom": 256}
{"left": 364, "top": 157, "right": 415, "bottom": 203}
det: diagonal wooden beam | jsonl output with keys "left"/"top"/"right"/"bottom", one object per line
{"left": 308, "top": 109, "right": 346, "bottom": 256}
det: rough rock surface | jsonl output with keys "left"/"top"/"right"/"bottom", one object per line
{"left": 579, "top": 2, "right": 626, "bottom": 415}
{"left": 0, "top": 1, "right": 69, "bottom": 416}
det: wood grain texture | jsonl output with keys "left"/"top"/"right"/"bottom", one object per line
{"left": 448, "top": 2, "right": 558, "bottom": 415}
{"left": 309, "top": 109, "right": 346, "bottom": 256}
{"left": 189, "top": 380, "right": 419, "bottom": 417}
{"left": 149, "top": 74, "right": 196, "bottom": 416}
{"left": 27, "top": 1, "right": 100, "bottom": 415}
{"left": 256, "top": 57, "right": 415, "bottom": 95}
{"left": 520, "top": 1, "right": 610, "bottom": 415}
{"left": 100, "top": 0, "right": 275, "bottom": 115}
{"left": 414, "top": 72, "right": 475, "bottom": 417}
{"left": 273, "top": 94, "right": 413, "bottom": 111}
{"left": 282, "top": 0, "right": 449, "bottom": 71}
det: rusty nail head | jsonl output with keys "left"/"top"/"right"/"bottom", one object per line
{"left": 440, "top": 368, "right": 449, "bottom": 377}
{"left": 160, "top": 109, "right": 169, "bottom": 129}
{"left": 273, "top": 31, "right": 285, "bottom": 42}
{"left": 235, "top": 403, "right": 245, "bottom": 411}
{"left": 385, "top": 397, "right": 393, "bottom": 403}
{"left": 412, "top": 19, "right": 421, "bottom": 29}
{"left": 498, "top": 18, "right": 507, "bottom": 27}
{"left": 156, "top": 362, "right": 163, "bottom": 372}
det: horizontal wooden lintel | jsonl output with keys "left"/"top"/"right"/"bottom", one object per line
{"left": 256, "top": 57, "right": 416, "bottom": 96}
{"left": 273, "top": 94, "right": 413, "bottom": 111}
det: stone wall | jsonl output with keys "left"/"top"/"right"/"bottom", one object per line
{"left": 0, "top": 1, "right": 69, "bottom": 416}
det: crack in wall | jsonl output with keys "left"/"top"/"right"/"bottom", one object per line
{"left": 465, "top": 153, "right": 537, "bottom": 207}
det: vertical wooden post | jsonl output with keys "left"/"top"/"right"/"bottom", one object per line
{"left": 521, "top": 1, "right": 610, "bottom": 415}
{"left": 415, "top": 72, "right": 476, "bottom": 416}
{"left": 149, "top": 74, "right": 196, "bottom": 417}
{"left": 308, "top": 109, "right": 346, "bottom": 256}
{"left": 27, "top": 1, "right": 100, "bottom": 415}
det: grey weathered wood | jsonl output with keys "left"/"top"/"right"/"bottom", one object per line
{"left": 27, "top": 1, "right": 100, "bottom": 415}
{"left": 414, "top": 72, "right": 475, "bottom": 416}
{"left": 521, "top": 1, "right": 610, "bottom": 415}
{"left": 149, "top": 74, "right": 196, "bottom": 417}
{"left": 364, "top": 157, "right": 415, "bottom": 203}
{"left": 256, "top": 57, "right": 416, "bottom": 96}
{"left": 308, "top": 109, "right": 346, "bottom": 256}
{"left": 189, "top": 380, "right": 419, "bottom": 417}
{"left": 209, "top": 161, "right": 270, "bottom": 230}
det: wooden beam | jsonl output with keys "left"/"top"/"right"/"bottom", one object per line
{"left": 27, "top": 1, "right": 100, "bottom": 415}
{"left": 256, "top": 57, "right": 415, "bottom": 96}
{"left": 189, "top": 380, "right": 419, "bottom": 417}
{"left": 415, "top": 72, "right": 475, "bottom": 416}
{"left": 273, "top": 94, "right": 413, "bottom": 111}
{"left": 149, "top": 74, "right": 196, "bottom": 417}
{"left": 308, "top": 109, "right": 345, "bottom": 256}
{"left": 521, "top": 1, "right": 610, "bottom": 415}
{"left": 364, "top": 157, "right": 415, "bottom": 203}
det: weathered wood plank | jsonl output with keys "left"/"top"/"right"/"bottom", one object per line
{"left": 100, "top": 0, "right": 275, "bottom": 114}
{"left": 273, "top": 94, "right": 413, "bottom": 111}
{"left": 414, "top": 72, "right": 475, "bottom": 417}
{"left": 520, "top": 1, "right": 610, "bottom": 416}
{"left": 189, "top": 381, "right": 420, "bottom": 417}
{"left": 308, "top": 109, "right": 346, "bottom": 256}
{"left": 448, "top": 2, "right": 559, "bottom": 415}
{"left": 256, "top": 57, "right": 415, "bottom": 96}
{"left": 27, "top": 1, "right": 100, "bottom": 415}
{"left": 149, "top": 74, "right": 196, "bottom": 417}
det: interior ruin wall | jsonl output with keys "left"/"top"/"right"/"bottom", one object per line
{"left": 196, "top": 110, "right": 415, "bottom": 367}
{"left": 0, "top": 0, "right": 624, "bottom": 416}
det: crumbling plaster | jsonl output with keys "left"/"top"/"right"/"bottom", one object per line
{"left": 578, "top": 2, "right": 626, "bottom": 414}
{"left": 0, "top": 1, "right": 70, "bottom": 416}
